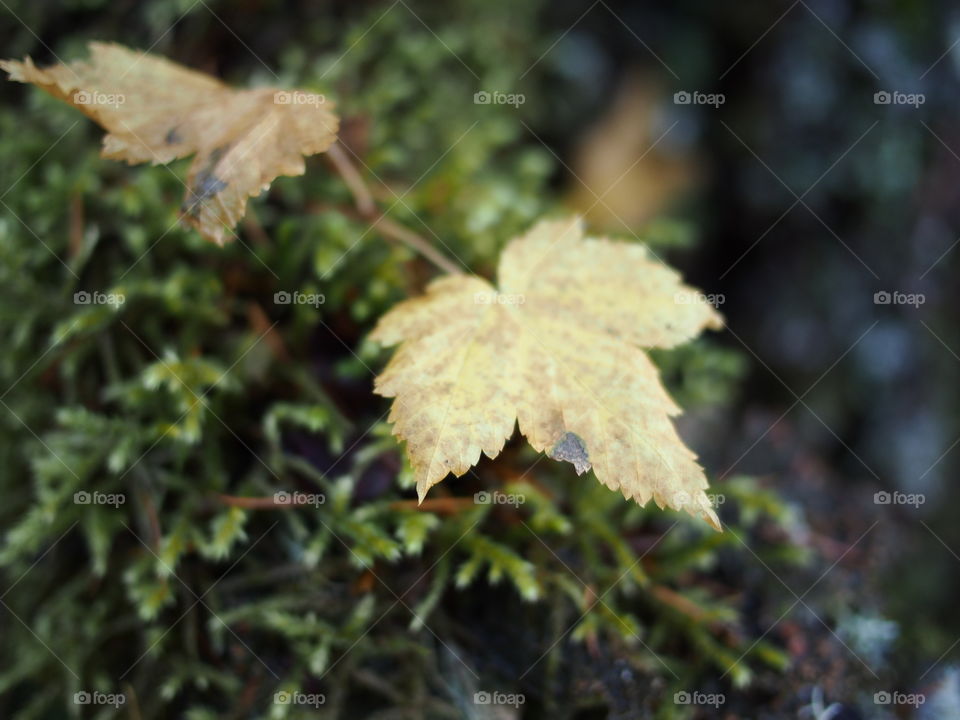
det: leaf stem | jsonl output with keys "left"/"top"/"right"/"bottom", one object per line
{"left": 326, "top": 141, "right": 463, "bottom": 275}
{"left": 326, "top": 142, "right": 375, "bottom": 215}
{"left": 371, "top": 214, "right": 464, "bottom": 275}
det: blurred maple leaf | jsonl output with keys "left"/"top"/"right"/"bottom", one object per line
{"left": 2, "top": 42, "right": 339, "bottom": 244}
{"left": 568, "top": 71, "right": 699, "bottom": 231}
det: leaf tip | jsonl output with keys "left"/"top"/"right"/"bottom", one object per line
{"left": 704, "top": 508, "right": 722, "bottom": 532}
{"left": 415, "top": 481, "right": 429, "bottom": 505}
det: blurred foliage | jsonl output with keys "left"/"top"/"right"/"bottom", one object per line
{"left": 0, "top": 1, "right": 823, "bottom": 718}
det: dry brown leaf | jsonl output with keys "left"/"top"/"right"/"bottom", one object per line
{"left": 1, "top": 42, "right": 339, "bottom": 244}
{"left": 371, "top": 217, "right": 724, "bottom": 529}
{"left": 568, "top": 71, "right": 699, "bottom": 231}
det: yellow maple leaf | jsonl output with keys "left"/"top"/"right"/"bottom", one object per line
{"left": 371, "top": 217, "right": 724, "bottom": 529}
{"left": 1, "top": 42, "right": 339, "bottom": 245}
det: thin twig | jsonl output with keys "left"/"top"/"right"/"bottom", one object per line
{"left": 388, "top": 497, "right": 477, "bottom": 514}
{"left": 214, "top": 493, "right": 316, "bottom": 509}
{"left": 326, "top": 141, "right": 463, "bottom": 275}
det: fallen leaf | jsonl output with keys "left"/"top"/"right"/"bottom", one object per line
{"left": 371, "top": 217, "right": 724, "bottom": 529}
{"left": 1, "top": 42, "right": 339, "bottom": 244}
{"left": 567, "top": 70, "right": 699, "bottom": 231}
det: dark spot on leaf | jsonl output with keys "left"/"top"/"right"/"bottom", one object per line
{"left": 548, "top": 432, "right": 591, "bottom": 475}
{"left": 165, "top": 127, "right": 182, "bottom": 145}
{"left": 181, "top": 147, "right": 228, "bottom": 217}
